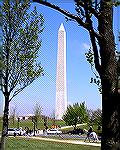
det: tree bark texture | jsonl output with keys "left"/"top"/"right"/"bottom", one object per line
{"left": 32, "top": 0, "right": 120, "bottom": 149}
{"left": 0, "top": 95, "right": 9, "bottom": 150}
{"left": 98, "top": 1, "right": 120, "bottom": 149}
{"left": 1, "top": 0, "right": 119, "bottom": 149}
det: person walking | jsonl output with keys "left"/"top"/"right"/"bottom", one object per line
{"left": 84, "top": 126, "right": 93, "bottom": 142}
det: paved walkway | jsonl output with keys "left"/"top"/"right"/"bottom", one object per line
{"left": 18, "top": 136, "right": 101, "bottom": 147}
{"left": 60, "top": 123, "right": 87, "bottom": 129}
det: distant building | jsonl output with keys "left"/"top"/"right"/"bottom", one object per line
{"left": 55, "top": 23, "right": 67, "bottom": 120}
{"left": 18, "top": 114, "right": 34, "bottom": 120}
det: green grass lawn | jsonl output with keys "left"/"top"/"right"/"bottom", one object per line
{"left": 7, "top": 118, "right": 66, "bottom": 130}
{"left": 0, "top": 119, "right": 101, "bottom": 136}
{"left": 6, "top": 137, "right": 100, "bottom": 150}
{"left": 0, "top": 116, "right": 101, "bottom": 137}
{"left": 38, "top": 134, "right": 101, "bottom": 143}
{"left": 0, "top": 118, "right": 66, "bottom": 132}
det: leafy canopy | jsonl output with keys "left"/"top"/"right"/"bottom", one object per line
{"left": 63, "top": 102, "right": 88, "bottom": 128}
{"left": 0, "top": 0, "right": 44, "bottom": 101}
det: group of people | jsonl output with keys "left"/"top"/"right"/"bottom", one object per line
{"left": 13, "top": 127, "right": 37, "bottom": 137}
{"left": 23, "top": 127, "right": 34, "bottom": 136}
{"left": 13, "top": 125, "right": 99, "bottom": 142}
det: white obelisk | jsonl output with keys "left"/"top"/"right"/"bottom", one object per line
{"left": 55, "top": 23, "right": 67, "bottom": 120}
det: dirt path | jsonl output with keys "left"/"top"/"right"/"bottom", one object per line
{"left": 18, "top": 136, "right": 101, "bottom": 147}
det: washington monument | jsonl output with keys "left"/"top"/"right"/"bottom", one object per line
{"left": 55, "top": 23, "right": 67, "bottom": 120}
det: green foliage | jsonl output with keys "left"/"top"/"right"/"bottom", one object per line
{"left": 85, "top": 48, "right": 102, "bottom": 93}
{"left": 6, "top": 138, "right": 100, "bottom": 150}
{"left": 62, "top": 102, "right": 88, "bottom": 128}
{"left": 113, "top": 1, "right": 120, "bottom": 7}
{"left": 0, "top": 0, "right": 44, "bottom": 100}
{"left": 86, "top": 48, "right": 120, "bottom": 94}
{"left": 85, "top": 48, "right": 94, "bottom": 66}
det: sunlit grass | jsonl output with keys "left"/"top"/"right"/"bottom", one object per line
{"left": 6, "top": 137, "right": 100, "bottom": 150}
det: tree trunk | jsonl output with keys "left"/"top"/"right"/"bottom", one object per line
{"left": 31, "top": 0, "right": 120, "bottom": 149}
{"left": 0, "top": 95, "right": 9, "bottom": 150}
{"left": 98, "top": 0, "right": 120, "bottom": 149}
{"left": 102, "top": 92, "right": 120, "bottom": 150}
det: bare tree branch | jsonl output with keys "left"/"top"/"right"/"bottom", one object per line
{"left": 9, "top": 78, "right": 34, "bottom": 102}
{"left": 75, "top": 0, "right": 99, "bottom": 19}
{"left": 33, "top": 0, "right": 101, "bottom": 39}
{"left": 84, "top": 2, "right": 101, "bottom": 76}
{"left": 89, "top": 32, "right": 101, "bottom": 76}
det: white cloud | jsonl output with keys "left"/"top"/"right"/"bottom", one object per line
{"left": 82, "top": 43, "right": 91, "bottom": 50}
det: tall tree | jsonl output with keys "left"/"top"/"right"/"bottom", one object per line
{"left": 32, "top": 0, "right": 120, "bottom": 149}
{"left": 33, "top": 102, "right": 42, "bottom": 129}
{"left": 63, "top": 102, "right": 88, "bottom": 129}
{"left": 0, "top": 0, "right": 44, "bottom": 149}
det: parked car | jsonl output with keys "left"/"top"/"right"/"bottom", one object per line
{"left": 7, "top": 128, "right": 17, "bottom": 136}
{"left": 47, "top": 128, "right": 62, "bottom": 135}
{"left": 14, "top": 128, "right": 24, "bottom": 136}
{"left": 7, "top": 128, "right": 24, "bottom": 136}
{"left": 67, "top": 128, "right": 84, "bottom": 135}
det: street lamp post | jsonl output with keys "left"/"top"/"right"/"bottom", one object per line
{"left": 32, "top": 116, "right": 36, "bottom": 136}
{"left": 44, "top": 116, "right": 48, "bottom": 129}
{"left": 17, "top": 117, "right": 20, "bottom": 129}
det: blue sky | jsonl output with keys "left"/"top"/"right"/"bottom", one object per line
{"left": 2, "top": 1, "right": 120, "bottom": 116}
